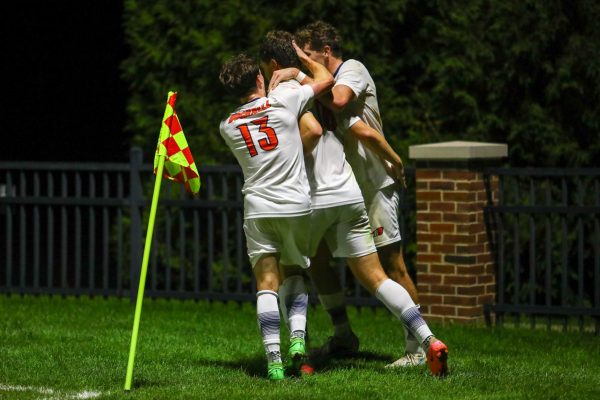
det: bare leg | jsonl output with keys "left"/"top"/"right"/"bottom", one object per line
{"left": 254, "top": 254, "right": 281, "bottom": 292}
{"left": 378, "top": 243, "right": 419, "bottom": 303}
{"left": 345, "top": 252, "right": 388, "bottom": 294}
{"left": 306, "top": 240, "right": 340, "bottom": 295}
{"left": 307, "top": 240, "right": 358, "bottom": 353}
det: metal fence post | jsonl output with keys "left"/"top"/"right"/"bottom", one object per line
{"left": 129, "top": 147, "right": 144, "bottom": 303}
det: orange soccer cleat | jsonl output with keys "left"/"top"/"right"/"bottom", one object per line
{"left": 426, "top": 340, "right": 449, "bottom": 377}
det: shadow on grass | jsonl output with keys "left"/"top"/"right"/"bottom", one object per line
{"left": 132, "top": 376, "right": 170, "bottom": 389}
{"left": 308, "top": 349, "right": 395, "bottom": 372}
{"left": 194, "top": 348, "right": 395, "bottom": 379}
{"left": 193, "top": 354, "right": 266, "bottom": 378}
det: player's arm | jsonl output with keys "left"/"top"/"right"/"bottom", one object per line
{"left": 268, "top": 71, "right": 353, "bottom": 112}
{"left": 318, "top": 85, "right": 355, "bottom": 112}
{"left": 292, "top": 41, "right": 334, "bottom": 97}
{"left": 299, "top": 112, "right": 322, "bottom": 155}
{"left": 268, "top": 67, "right": 310, "bottom": 92}
{"left": 349, "top": 119, "right": 406, "bottom": 188}
{"left": 268, "top": 42, "right": 334, "bottom": 96}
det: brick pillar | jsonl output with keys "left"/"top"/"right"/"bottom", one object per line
{"left": 409, "top": 141, "right": 507, "bottom": 323}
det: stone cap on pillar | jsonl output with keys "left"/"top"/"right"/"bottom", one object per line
{"left": 409, "top": 141, "right": 508, "bottom": 161}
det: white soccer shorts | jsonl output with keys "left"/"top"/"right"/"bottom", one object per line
{"left": 363, "top": 184, "right": 402, "bottom": 248}
{"left": 244, "top": 215, "right": 311, "bottom": 269}
{"left": 308, "top": 202, "right": 376, "bottom": 258}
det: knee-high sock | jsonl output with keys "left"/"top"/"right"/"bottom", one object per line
{"left": 278, "top": 282, "right": 290, "bottom": 327}
{"left": 318, "top": 291, "right": 352, "bottom": 337}
{"left": 257, "top": 290, "right": 281, "bottom": 363}
{"left": 375, "top": 279, "right": 433, "bottom": 344}
{"left": 279, "top": 275, "right": 308, "bottom": 339}
{"left": 404, "top": 322, "right": 422, "bottom": 353}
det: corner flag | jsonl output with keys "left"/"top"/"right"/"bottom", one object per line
{"left": 154, "top": 91, "right": 201, "bottom": 194}
{"left": 125, "top": 91, "right": 200, "bottom": 391}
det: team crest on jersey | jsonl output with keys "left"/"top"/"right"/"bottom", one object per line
{"left": 372, "top": 227, "right": 384, "bottom": 237}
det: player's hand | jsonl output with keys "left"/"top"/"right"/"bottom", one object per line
{"left": 292, "top": 40, "right": 310, "bottom": 63}
{"left": 385, "top": 159, "right": 407, "bottom": 189}
{"left": 268, "top": 68, "right": 299, "bottom": 92}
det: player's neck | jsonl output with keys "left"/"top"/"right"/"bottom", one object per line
{"left": 327, "top": 57, "right": 343, "bottom": 75}
{"left": 240, "top": 90, "right": 265, "bottom": 104}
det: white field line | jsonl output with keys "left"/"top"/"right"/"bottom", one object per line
{"left": 0, "top": 384, "right": 105, "bottom": 399}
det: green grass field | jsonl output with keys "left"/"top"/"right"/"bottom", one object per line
{"left": 0, "top": 295, "right": 598, "bottom": 399}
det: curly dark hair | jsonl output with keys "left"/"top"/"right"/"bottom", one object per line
{"left": 218, "top": 53, "right": 260, "bottom": 98}
{"left": 295, "top": 21, "right": 342, "bottom": 57}
{"left": 259, "top": 30, "right": 300, "bottom": 68}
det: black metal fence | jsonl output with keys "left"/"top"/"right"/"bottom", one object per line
{"left": 484, "top": 168, "right": 600, "bottom": 333}
{"left": 0, "top": 148, "right": 416, "bottom": 305}
{"left": 3, "top": 150, "right": 599, "bottom": 332}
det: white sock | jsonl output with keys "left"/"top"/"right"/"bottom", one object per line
{"left": 319, "top": 291, "right": 352, "bottom": 337}
{"left": 404, "top": 326, "right": 422, "bottom": 354}
{"left": 280, "top": 275, "right": 308, "bottom": 339}
{"left": 278, "top": 278, "right": 290, "bottom": 326}
{"left": 375, "top": 279, "right": 433, "bottom": 344}
{"left": 256, "top": 290, "right": 281, "bottom": 362}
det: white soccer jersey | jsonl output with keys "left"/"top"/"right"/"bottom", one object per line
{"left": 306, "top": 127, "right": 363, "bottom": 209}
{"left": 274, "top": 80, "right": 362, "bottom": 209}
{"left": 334, "top": 59, "right": 395, "bottom": 193}
{"left": 297, "top": 85, "right": 363, "bottom": 209}
{"left": 219, "top": 83, "right": 314, "bottom": 219}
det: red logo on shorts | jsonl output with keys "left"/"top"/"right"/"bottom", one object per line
{"left": 372, "top": 227, "right": 384, "bottom": 237}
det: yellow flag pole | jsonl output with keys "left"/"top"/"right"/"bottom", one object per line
{"left": 124, "top": 93, "right": 173, "bottom": 391}
{"left": 123, "top": 154, "right": 164, "bottom": 391}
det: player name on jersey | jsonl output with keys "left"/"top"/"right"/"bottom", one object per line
{"left": 228, "top": 101, "right": 272, "bottom": 123}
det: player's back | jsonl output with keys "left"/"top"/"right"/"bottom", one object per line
{"left": 219, "top": 84, "right": 314, "bottom": 219}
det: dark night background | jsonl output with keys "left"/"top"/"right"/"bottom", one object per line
{"left": 4, "top": 1, "right": 129, "bottom": 162}
{"left": 2, "top": 1, "right": 598, "bottom": 167}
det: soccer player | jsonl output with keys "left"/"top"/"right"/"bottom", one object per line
{"left": 257, "top": 31, "right": 324, "bottom": 377}
{"left": 262, "top": 33, "right": 448, "bottom": 377}
{"left": 269, "top": 21, "right": 447, "bottom": 372}
{"left": 218, "top": 46, "right": 333, "bottom": 380}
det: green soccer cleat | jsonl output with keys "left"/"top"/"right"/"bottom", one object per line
{"left": 288, "top": 337, "right": 306, "bottom": 358}
{"left": 287, "top": 337, "right": 314, "bottom": 375}
{"left": 267, "top": 361, "right": 285, "bottom": 381}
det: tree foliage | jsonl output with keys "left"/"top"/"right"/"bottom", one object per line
{"left": 122, "top": 0, "right": 600, "bottom": 167}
